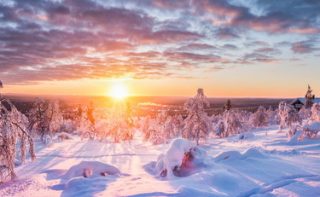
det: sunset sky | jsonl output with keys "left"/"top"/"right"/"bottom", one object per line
{"left": 1, "top": 0, "right": 320, "bottom": 97}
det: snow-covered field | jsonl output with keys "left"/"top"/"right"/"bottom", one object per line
{"left": 0, "top": 126, "right": 319, "bottom": 197}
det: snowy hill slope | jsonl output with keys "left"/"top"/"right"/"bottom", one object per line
{"left": 0, "top": 126, "right": 319, "bottom": 197}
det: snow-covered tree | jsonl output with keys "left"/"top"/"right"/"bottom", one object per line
{"left": 214, "top": 120, "right": 225, "bottom": 137}
{"left": 159, "top": 114, "right": 184, "bottom": 142}
{"left": 302, "top": 121, "right": 320, "bottom": 139}
{"left": 0, "top": 99, "right": 35, "bottom": 182}
{"left": 288, "top": 121, "right": 320, "bottom": 142}
{"left": 311, "top": 103, "right": 320, "bottom": 121}
{"left": 182, "top": 88, "right": 211, "bottom": 145}
{"left": 86, "top": 103, "right": 95, "bottom": 127}
{"left": 214, "top": 109, "right": 248, "bottom": 138}
{"left": 28, "top": 99, "right": 63, "bottom": 143}
{"left": 142, "top": 116, "right": 162, "bottom": 143}
{"left": 103, "top": 101, "right": 134, "bottom": 142}
{"left": 298, "top": 106, "right": 311, "bottom": 121}
{"left": 168, "top": 114, "right": 184, "bottom": 138}
{"left": 278, "top": 102, "right": 287, "bottom": 130}
{"left": 223, "top": 109, "right": 245, "bottom": 137}
{"left": 266, "top": 107, "right": 279, "bottom": 125}
{"left": 278, "top": 101, "right": 302, "bottom": 130}
{"left": 48, "top": 101, "right": 64, "bottom": 134}
{"left": 78, "top": 105, "right": 96, "bottom": 140}
{"left": 141, "top": 111, "right": 167, "bottom": 144}
{"left": 250, "top": 106, "right": 268, "bottom": 128}
{"left": 140, "top": 116, "right": 152, "bottom": 140}
{"left": 141, "top": 111, "right": 184, "bottom": 145}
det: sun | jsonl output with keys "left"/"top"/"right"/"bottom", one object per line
{"left": 109, "top": 83, "right": 129, "bottom": 100}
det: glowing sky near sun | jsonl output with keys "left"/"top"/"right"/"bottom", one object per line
{"left": 0, "top": 0, "right": 320, "bottom": 97}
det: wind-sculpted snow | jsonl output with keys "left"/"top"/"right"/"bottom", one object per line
{"left": 214, "top": 148, "right": 267, "bottom": 162}
{"left": 0, "top": 127, "right": 319, "bottom": 196}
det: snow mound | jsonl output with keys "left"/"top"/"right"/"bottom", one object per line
{"left": 61, "top": 161, "right": 120, "bottom": 182}
{"left": 242, "top": 148, "right": 266, "bottom": 158}
{"left": 214, "top": 151, "right": 242, "bottom": 162}
{"left": 215, "top": 148, "right": 266, "bottom": 162}
{"left": 50, "top": 161, "right": 121, "bottom": 196}
{"left": 152, "top": 138, "right": 206, "bottom": 178}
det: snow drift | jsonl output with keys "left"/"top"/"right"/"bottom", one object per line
{"left": 61, "top": 161, "right": 120, "bottom": 182}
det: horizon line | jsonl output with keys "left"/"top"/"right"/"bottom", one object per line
{"left": 2, "top": 93, "right": 302, "bottom": 100}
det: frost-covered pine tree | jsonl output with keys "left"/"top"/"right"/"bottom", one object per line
{"left": 305, "top": 85, "right": 315, "bottom": 108}
{"left": 182, "top": 88, "right": 211, "bottom": 145}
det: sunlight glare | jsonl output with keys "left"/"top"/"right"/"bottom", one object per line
{"left": 109, "top": 83, "right": 129, "bottom": 100}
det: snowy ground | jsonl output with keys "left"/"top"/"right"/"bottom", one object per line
{"left": 0, "top": 126, "right": 320, "bottom": 197}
